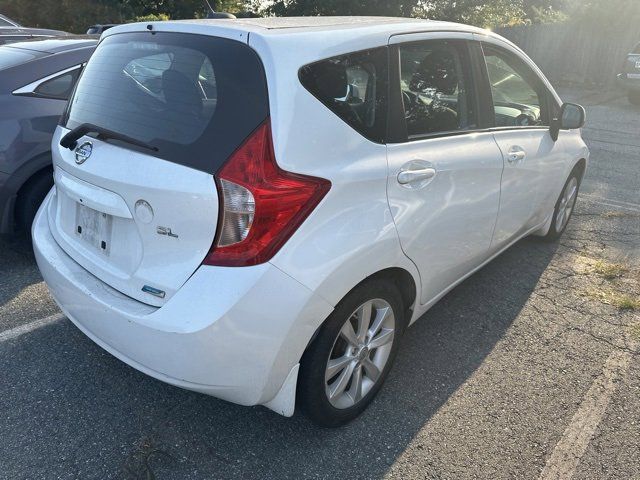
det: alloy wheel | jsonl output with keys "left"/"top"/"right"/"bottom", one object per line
{"left": 324, "top": 298, "right": 395, "bottom": 409}
{"left": 555, "top": 176, "right": 578, "bottom": 232}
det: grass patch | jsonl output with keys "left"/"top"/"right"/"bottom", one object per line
{"left": 602, "top": 211, "right": 628, "bottom": 218}
{"left": 592, "top": 260, "right": 628, "bottom": 280}
{"left": 585, "top": 288, "right": 640, "bottom": 311}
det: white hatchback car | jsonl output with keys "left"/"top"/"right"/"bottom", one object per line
{"left": 33, "top": 16, "right": 588, "bottom": 426}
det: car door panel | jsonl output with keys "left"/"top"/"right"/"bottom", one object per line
{"left": 491, "top": 129, "right": 566, "bottom": 247}
{"left": 385, "top": 35, "right": 503, "bottom": 306}
{"left": 479, "top": 41, "right": 568, "bottom": 249}
{"left": 387, "top": 134, "right": 503, "bottom": 304}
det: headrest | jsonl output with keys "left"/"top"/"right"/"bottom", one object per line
{"left": 313, "top": 61, "right": 348, "bottom": 100}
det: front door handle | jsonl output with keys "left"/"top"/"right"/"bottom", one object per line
{"left": 507, "top": 146, "right": 526, "bottom": 163}
{"left": 397, "top": 160, "right": 437, "bottom": 188}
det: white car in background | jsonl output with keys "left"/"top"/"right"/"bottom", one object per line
{"left": 33, "top": 17, "right": 588, "bottom": 427}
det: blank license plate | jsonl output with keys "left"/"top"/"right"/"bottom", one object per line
{"left": 75, "top": 203, "right": 112, "bottom": 254}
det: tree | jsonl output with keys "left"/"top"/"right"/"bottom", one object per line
{"left": 415, "top": 0, "right": 526, "bottom": 27}
{"left": 266, "top": 0, "right": 527, "bottom": 28}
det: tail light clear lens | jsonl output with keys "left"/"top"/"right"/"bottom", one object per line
{"left": 217, "top": 179, "right": 255, "bottom": 247}
{"left": 203, "top": 120, "right": 331, "bottom": 267}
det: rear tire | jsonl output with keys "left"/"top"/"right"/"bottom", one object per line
{"left": 298, "top": 279, "right": 406, "bottom": 427}
{"left": 15, "top": 169, "right": 53, "bottom": 236}
{"left": 629, "top": 91, "right": 640, "bottom": 106}
{"left": 543, "top": 171, "right": 581, "bottom": 241}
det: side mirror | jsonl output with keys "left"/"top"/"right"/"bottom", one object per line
{"left": 550, "top": 103, "right": 586, "bottom": 141}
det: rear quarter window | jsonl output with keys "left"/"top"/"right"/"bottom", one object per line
{"left": 299, "top": 48, "right": 388, "bottom": 143}
{"left": 64, "top": 32, "right": 268, "bottom": 175}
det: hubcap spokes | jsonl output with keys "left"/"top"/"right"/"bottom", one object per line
{"left": 556, "top": 177, "right": 578, "bottom": 232}
{"left": 325, "top": 299, "right": 395, "bottom": 409}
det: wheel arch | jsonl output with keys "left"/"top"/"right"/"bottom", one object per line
{"left": 572, "top": 157, "right": 587, "bottom": 183}
{"left": 0, "top": 152, "right": 53, "bottom": 233}
{"left": 303, "top": 265, "right": 418, "bottom": 354}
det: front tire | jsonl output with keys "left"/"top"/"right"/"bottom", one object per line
{"left": 543, "top": 171, "right": 581, "bottom": 241}
{"left": 298, "top": 279, "right": 406, "bottom": 427}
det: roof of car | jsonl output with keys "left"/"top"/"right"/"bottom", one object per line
{"left": 3, "top": 35, "right": 98, "bottom": 53}
{"left": 207, "top": 16, "right": 424, "bottom": 30}
{"left": 105, "top": 16, "right": 488, "bottom": 42}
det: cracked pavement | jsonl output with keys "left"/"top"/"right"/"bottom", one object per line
{"left": 0, "top": 87, "right": 638, "bottom": 479}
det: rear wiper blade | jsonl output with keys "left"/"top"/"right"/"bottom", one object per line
{"left": 60, "top": 123, "right": 158, "bottom": 152}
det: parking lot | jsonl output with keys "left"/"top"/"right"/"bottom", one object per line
{"left": 0, "top": 87, "right": 638, "bottom": 480}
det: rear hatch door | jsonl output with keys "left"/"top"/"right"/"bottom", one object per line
{"left": 48, "top": 30, "right": 268, "bottom": 306}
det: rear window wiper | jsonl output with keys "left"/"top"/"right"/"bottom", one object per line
{"left": 60, "top": 123, "right": 159, "bottom": 152}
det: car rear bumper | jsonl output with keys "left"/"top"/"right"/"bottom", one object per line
{"left": 33, "top": 191, "right": 333, "bottom": 413}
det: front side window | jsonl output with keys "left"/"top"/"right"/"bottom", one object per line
{"left": 399, "top": 40, "right": 477, "bottom": 138}
{"left": 34, "top": 68, "right": 81, "bottom": 100}
{"left": 482, "top": 44, "right": 548, "bottom": 127}
{"left": 299, "top": 48, "right": 387, "bottom": 143}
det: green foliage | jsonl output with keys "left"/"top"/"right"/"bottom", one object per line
{"left": 4, "top": 0, "right": 639, "bottom": 34}
{"left": 0, "top": 0, "right": 128, "bottom": 32}
{"left": 266, "top": 0, "right": 528, "bottom": 28}
{"left": 415, "top": 0, "right": 527, "bottom": 27}
{"left": 133, "top": 13, "right": 170, "bottom": 22}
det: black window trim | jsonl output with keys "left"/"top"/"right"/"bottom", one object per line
{"left": 387, "top": 38, "right": 491, "bottom": 144}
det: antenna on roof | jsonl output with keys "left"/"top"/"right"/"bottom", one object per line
{"left": 203, "top": 0, "right": 236, "bottom": 18}
{"left": 203, "top": 0, "right": 215, "bottom": 15}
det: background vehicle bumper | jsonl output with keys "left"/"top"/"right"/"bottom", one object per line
{"left": 617, "top": 73, "right": 640, "bottom": 91}
{"left": 32, "top": 191, "right": 333, "bottom": 413}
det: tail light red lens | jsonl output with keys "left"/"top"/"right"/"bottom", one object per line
{"left": 203, "top": 120, "right": 331, "bottom": 267}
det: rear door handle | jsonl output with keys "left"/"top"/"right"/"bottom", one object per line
{"left": 397, "top": 168, "right": 436, "bottom": 184}
{"left": 397, "top": 160, "right": 437, "bottom": 188}
{"left": 507, "top": 146, "right": 526, "bottom": 163}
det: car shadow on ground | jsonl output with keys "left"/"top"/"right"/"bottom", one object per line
{"left": 0, "top": 236, "right": 559, "bottom": 480}
{"left": 0, "top": 233, "right": 50, "bottom": 318}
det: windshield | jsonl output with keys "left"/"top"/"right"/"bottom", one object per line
{"left": 64, "top": 31, "right": 269, "bottom": 174}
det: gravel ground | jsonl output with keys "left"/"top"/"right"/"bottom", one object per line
{"left": 0, "top": 87, "right": 638, "bottom": 480}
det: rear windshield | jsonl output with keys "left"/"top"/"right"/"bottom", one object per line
{"left": 634, "top": 43, "right": 640, "bottom": 54}
{"left": 63, "top": 32, "right": 268, "bottom": 174}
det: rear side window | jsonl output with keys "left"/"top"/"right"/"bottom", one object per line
{"left": 299, "top": 48, "right": 388, "bottom": 143}
{"left": 64, "top": 32, "right": 268, "bottom": 175}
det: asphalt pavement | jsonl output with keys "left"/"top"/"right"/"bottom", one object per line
{"left": 0, "top": 87, "right": 638, "bottom": 480}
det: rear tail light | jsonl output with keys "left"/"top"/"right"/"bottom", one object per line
{"left": 203, "top": 120, "right": 331, "bottom": 267}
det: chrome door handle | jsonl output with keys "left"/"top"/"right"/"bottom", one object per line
{"left": 397, "top": 168, "right": 436, "bottom": 184}
{"left": 507, "top": 146, "right": 526, "bottom": 163}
